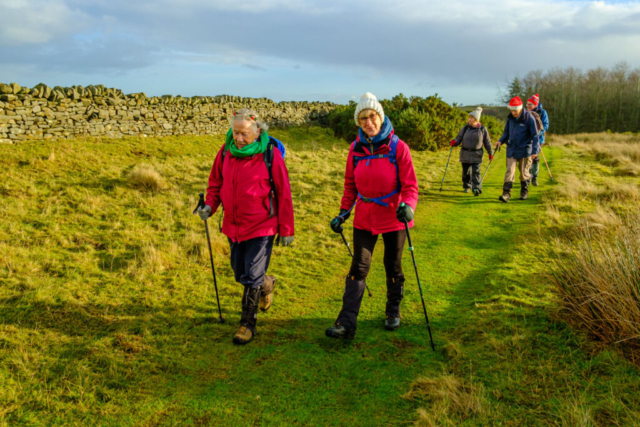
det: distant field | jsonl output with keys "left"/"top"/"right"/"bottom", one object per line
{"left": 459, "top": 105, "right": 510, "bottom": 120}
{"left": 1, "top": 128, "right": 639, "bottom": 426}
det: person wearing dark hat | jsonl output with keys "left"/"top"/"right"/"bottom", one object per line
{"left": 450, "top": 107, "right": 494, "bottom": 196}
{"left": 495, "top": 96, "right": 540, "bottom": 202}
{"left": 526, "top": 94, "right": 549, "bottom": 186}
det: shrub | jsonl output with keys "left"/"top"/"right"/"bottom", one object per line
{"left": 325, "top": 94, "right": 504, "bottom": 151}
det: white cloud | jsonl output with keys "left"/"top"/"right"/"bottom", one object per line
{"left": 0, "top": 0, "right": 90, "bottom": 45}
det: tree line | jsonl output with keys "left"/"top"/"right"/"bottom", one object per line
{"left": 502, "top": 62, "right": 640, "bottom": 134}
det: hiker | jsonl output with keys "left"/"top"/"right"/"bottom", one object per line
{"left": 495, "top": 96, "right": 540, "bottom": 202}
{"left": 326, "top": 92, "right": 419, "bottom": 339}
{"left": 197, "top": 108, "right": 294, "bottom": 345}
{"left": 450, "top": 107, "right": 494, "bottom": 196}
{"left": 526, "top": 94, "right": 550, "bottom": 186}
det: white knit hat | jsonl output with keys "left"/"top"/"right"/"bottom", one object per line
{"left": 469, "top": 107, "right": 482, "bottom": 121}
{"left": 354, "top": 92, "right": 385, "bottom": 126}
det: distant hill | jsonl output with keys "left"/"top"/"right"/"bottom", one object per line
{"left": 459, "top": 105, "right": 509, "bottom": 120}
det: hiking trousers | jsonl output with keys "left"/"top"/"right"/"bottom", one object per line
{"left": 461, "top": 162, "right": 481, "bottom": 190}
{"left": 504, "top": 156, "right": 533, "bottom": 183}
{"left": 529, "top": 156, "right": 540, "bottom": 179}
{"left": 335, "top": 228, "right": 406, "bottom": 329}
{"left": 228, "top": 235, "right": 275, "bottom": 288}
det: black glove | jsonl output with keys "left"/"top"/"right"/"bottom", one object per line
{"left": 330, "top": 209, "right": 350, "bottom": 233}
{"left": 396, "top": 203, "right": 414, "bottom": 223}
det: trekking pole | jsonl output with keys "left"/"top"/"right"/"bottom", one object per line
{"left": 540, "top": 147, "right": 554, "bottom": 182}
{"left": 400, "top": 203, "right": 435, "bottom": 351}
{"left": 439, "top": 145, "right": 454, "bottom": 192}
{"left": 479, "top": 145, "right": 500, "bottom": 187}
{"left": 339, "top": 231, "right": 372, "bottom": 298}
{"left": 193, "top": 193, "right": 225, "bottom": 324}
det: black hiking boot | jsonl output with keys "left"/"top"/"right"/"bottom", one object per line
{"left": 385, "top": 276, "right": 404, "bottom": 331}
{"left": 325, "top": 324, "right": 356, "bottom": 340}
{"left": 234, "top": 286, "right": 261, "bottom": 345}
{"left": 520, "top": 181, "right": 529, "bottom": 200}
{"left": 385, "top": 317, "right": 400, "bottom": 331}
{"left": 499, "top": 182, "right": 512, "bottom": 203}
{"left": 531, "top": 177, "right": 538, "bottom": 186}
{"left": 463, "top": 188, "right": 470, "bottom": 193}
{"left": 473, "top": 188, "right": 481, "bottom": 197}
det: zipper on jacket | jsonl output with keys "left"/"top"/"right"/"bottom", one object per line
{"left": 233, "top": 157, "right": 239, "bottom": 242}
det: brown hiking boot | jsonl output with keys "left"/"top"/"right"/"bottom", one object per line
{"left": 259, "top": 275, "right": 276, "bottom": 312}
{"left": 233, "top": 326, "right": 254, "bottom": 344}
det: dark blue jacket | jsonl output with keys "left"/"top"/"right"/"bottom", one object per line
{"left": 499, "top": 110, "right": 540, "bottom": 159}
{"left": 533, "top": 104, "right": 549, "bottom": 145}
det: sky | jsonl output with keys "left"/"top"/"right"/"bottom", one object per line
{"left": 1, "top": 0, "right": 639, "bottom": 105}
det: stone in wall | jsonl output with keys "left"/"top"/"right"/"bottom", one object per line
{"left": 0, "top": 81, "right": 338, "bottom": 143}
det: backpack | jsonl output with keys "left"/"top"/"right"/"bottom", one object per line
{"left": 220, "top": 136, "right": 286, "bottom": 219}
{"left": 345, "top": 134, "right": 401, "bottom": 212}
{"left": 459, "top": 124, "right": 486, "bottom": 151}
{"left": 529, "top": 111, "right": 544, "bottom": 136}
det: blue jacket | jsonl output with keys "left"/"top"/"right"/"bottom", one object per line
{"left": 499, "top": 110, "right": 540, "bottom": 159}
{"left": 533, "top": 104, "right": 549, "bottom": 145}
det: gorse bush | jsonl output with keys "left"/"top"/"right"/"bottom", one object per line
{"left": 325, "top": 94, "right": 504, "bottom": 151}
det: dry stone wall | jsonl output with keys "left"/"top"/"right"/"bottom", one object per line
{"left": 0, "top": 82, "right": 337, "bottom": 143}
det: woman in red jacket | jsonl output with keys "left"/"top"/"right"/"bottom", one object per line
{"left": 197, "top": 109, "right": 295, "bottom": 345}
{"left": 326, "top": 93, "right": 419, "bottom": 339}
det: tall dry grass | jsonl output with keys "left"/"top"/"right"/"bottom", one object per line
{"left": 402, "top": 373, "right": 487, "bottom": 426}
{"left": 127, "top": 163, "right": 166, "bottom": 191}
{"left": 550, "top": 213, "right": 640, "bottom": 358}
{"left": 550, "top": 133, "right": 640, "bottom": 176}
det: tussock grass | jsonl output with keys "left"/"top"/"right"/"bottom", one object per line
{"left": 403, "top": 374, "right": 487, "bottom": 426}
{"left": 127, "top": 163, "right": 166, "bottom": 191}
{"left": 551, "top": 214, "right": 640, "bottom": 357}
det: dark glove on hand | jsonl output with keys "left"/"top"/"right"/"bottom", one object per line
{"left": 279, "top": 236, "right": 294, "bottom": 247}
{"left": 396, "top": 202, "right": 414, "bottom": 223}
{"left": 330, "top": 209, "right": 349, "bottom": 233}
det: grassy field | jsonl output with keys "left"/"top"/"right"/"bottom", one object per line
{"left": 1, "top": 127, "right": 640, "bottom": 426}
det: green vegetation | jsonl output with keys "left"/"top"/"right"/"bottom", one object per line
{"left": 1, "top": 128, "right": 640, "bottom": 426}
{"left": 544, "top": 133, "right": 640, "bottom": 362}
{"left": 326, "top": 94, "right": 504, "bottom": 151}
{"left": 502, "top": 63, "right": 640, "bottom": 134}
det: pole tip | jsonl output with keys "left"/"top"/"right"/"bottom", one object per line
{"left": 217, "top": 317, "right": 226, "bottom": 324}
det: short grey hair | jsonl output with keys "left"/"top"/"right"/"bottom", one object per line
{"left": 229, "top": 108, "right": 269, "bottom": 133}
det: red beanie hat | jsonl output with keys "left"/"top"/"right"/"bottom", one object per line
{"left": 508, "top": 96, "right": 523, "bottom": 110}
{"left": 528, "top": 94, "right": 539, "bottom": 107}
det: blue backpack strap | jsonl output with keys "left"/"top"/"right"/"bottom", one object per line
{"left": 353, "top": 135, "right": 402, "bottom": 208}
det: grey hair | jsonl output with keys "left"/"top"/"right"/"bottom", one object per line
{"left": 229, "top": 108, "right": 269, "bottom": 133}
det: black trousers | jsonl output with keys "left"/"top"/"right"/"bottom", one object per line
{"left": 336, "top": 228, "right": 407, "bottom": 329}
{"left": 228, "top": 235, "right": 275, "bottom": 288}
{"left": 462, "top": 162, "right": 481, "bottom": 190}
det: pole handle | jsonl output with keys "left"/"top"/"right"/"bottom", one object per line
{"left": 193, "top": 192, "right": 206, "bottom": 215}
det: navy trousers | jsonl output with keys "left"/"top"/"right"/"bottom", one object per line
{"left": 228, "top": 235, "right": 275, "bottom": 288}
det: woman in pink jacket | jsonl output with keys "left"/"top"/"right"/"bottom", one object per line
{"left": 326, "top": 93, "right": 419, "bottom": 339}
{"left": 197, "top": 109, "right": 295, "bottom": 345}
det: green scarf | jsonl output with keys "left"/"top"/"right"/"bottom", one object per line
{"left": 225, "top": 128, "right": 270, "bottom": 157}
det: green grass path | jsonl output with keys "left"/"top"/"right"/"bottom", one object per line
{"left": 1, "top": 131, "right": 639, "bottom": 426}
